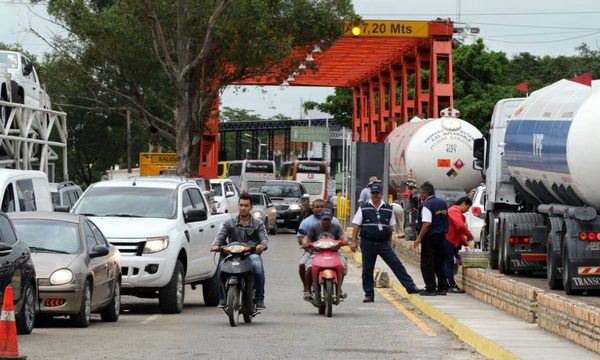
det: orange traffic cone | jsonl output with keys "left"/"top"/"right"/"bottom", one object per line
{"left": 0, "top": 285, "right": 27, "bottom": 360}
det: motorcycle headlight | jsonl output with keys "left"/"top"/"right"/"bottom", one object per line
{"left": 144, "top": 236, "right": 169, "bottom": 254}
{"left": 253, "top": 211, "right": 262, "bottom": 218}
{"left": 289, "top": 204, "right": 301, "bottom": 211}
{"left": 49, "top": 269, "right": 73, "bottom": 285}
{"left": 224, "top": 244, "right": 252, "bottom": 254}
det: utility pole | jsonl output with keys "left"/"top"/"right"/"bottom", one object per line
{"left": 127, "top": 110, "right": 132, "bottom": 173}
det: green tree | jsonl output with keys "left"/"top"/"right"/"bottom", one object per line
{"left": 303, "top": 87, "right": 352, "bottom": 127}
{"left": 37, "top": 0, "right": 355, "bottom": 175}
{"left": 220, "top": 107, "right": 263, "bottom": 122}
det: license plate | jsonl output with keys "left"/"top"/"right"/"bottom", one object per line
{"left": 586, "top": 243, "right": 600, "bottom": 251}
{"left": 276, "top": 219, "right": 285, "bottom": 223}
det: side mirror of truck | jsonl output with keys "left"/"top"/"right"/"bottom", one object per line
{"left": 225, "top": 191, "right": 235, "bottom": 198}
{"left": 22, "top": 62, "right": 33, "bottom": 76}
{"left": 184, "top": 208, "right": 207, "bottom": 223}
{"left": 473, "top": 137, "right": 486, "bottom": 172}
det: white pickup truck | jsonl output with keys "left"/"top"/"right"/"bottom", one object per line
{"left": 72, "top": 177, "right": 230, "bottom": 313}
{"left": 0, "top": 50, "right": 51, "bottom": 108}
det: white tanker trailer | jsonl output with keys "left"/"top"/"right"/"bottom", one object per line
{"left": 473, "top": 79, "right": 600, "bottom": 294}
{"left": 385, "top": 108, "right": 483, "bottom": 239}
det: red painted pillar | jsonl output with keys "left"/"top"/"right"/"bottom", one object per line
{"left": 198, "top": 95, "right": 219, "bottom": 178}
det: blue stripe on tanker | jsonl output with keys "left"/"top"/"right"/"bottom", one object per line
{"left": 505, "top": 119, "right": 571, "bottom": 175}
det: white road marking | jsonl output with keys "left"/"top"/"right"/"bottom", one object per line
{"left": 140, "top": 314, "right": 160, "bottom": 325}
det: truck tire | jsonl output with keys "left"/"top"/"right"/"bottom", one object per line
{"left": 498, "top": 218, "right": 512, "bottom": 274}
{"left": 488, "top": 213, "right": 499, "bottom": 270}
{"left": 547, "top": 240, "right": 563, "bottom": 290}
{"left": 562, "top": 241, "right": 583, "bottom": 295}
{"left": 202, "top": 271, "right": 220, "bottom": 307}
{"left": 159, "top": 261, "right": 185, "bottom": 313}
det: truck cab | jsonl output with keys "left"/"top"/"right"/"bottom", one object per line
{"left": 0, "top": 50, "right": 50, "bottom": 108}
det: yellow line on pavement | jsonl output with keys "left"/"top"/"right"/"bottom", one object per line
{"left": 376, "top": 288, "right": 437, "bottom": 337}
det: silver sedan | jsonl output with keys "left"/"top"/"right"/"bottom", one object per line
{"left": 9, "top": 212, "right": 121, "bottom": 328}
{"left": 249, "top": 193, "right": 277, "bottom": 235}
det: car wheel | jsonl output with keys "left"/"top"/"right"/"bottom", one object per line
{"left": 100, "top": 279, "right": 121, "bottom": 322}
{"left": 71, "top": 281, "right": 92, "bottom": 328}
{"left": 159, "top": 260, "right": 185, "bottom": 313}
{"left": 269, "top": 220, "right": 277, "bottom": 235}
{"left": 16, "top": 281, "right": 36, "bottom": 335}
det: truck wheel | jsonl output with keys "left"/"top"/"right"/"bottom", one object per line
{"left": 562, "top": 242, "right": 583, "bottom": 295}
{"left": 488, "top": 213, "right": 499, "bottom": 270}
{"left": 497, "top": 219, "right": 509, "bottom": 274}
{"left": 547, "top": 240, "right": 563, "bottom": 290}
{"left": 202, "top": 271, "right": 220, "bottom": 307}
{"left": 159, "top": 261, "right": 185, "bottom": 313}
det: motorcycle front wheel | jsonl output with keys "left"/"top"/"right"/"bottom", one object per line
{"left": 325, "top": 278, "right": 334, "bottom": 318}
{"left": 226, "top": 284, "right": 240, "bottom": 327}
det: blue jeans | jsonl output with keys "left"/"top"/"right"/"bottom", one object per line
{"left": 361, "top": 239, "right": 416, "bottom": 299}
{"left": 444, "top": 240, "right": 459, "bottom": 288}
{"left": 219, "top": 254, "right": 266, "bottom": 301}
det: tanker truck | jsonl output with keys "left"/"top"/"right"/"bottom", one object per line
{"left": 385, "top": 107, "right": 483, "bottom": 240}
{"left": 473, "top": 78, "right": 600, "bottom": 295}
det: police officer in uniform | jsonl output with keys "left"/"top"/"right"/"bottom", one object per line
{"left": 413, "top": 181, "right": 449, "bottom": 296}
{"left": 351, "top": 183, "right": 421, "bottom": 302}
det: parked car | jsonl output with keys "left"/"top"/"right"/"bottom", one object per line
{"left": 465, "top": 184, "right": 486, "bottom": 244}
{"left": 9, "top": 212, "right": 121, "bottom": 327}
{"left": 210, "top": 179, "right": 239, "bottom": 214}
{"left": 0, "top": 212, "right": 36, "bottom": 334}
{"left": 259, "top": 180, "right": 308, "bottom": 230}
{"left": 49, "top": 181, "right": 83, "bottom": 209}
{"left": 249, "top": 192, "right": 278, "bottom": 235}
{"left": 71, "top": 177, "right": 229, "bottom": 313}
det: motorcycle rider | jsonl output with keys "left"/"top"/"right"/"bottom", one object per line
{"left": 297, "top": 199, "right": 341, "bottom": 299}
{"left": 301, "top": 208, "right": 348, "bottom": 301}
{"left": 211, "top": 193, "right": 268, "bottom": 309}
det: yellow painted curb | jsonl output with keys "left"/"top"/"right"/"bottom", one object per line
{"left": 346, "top": 248, "right": 519, "bottom": 360}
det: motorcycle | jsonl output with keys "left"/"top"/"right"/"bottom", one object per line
{"left": 219, "top": 242, "right": 259, "bottom": 327}
{"left": 308, "top": 237, "right": 345, "bottom": 317}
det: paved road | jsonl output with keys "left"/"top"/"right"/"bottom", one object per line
{"left": 19, "top": 231, "right": 485, "bottom": 360}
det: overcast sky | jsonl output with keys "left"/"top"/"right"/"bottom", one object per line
{"left": 1, "top": 0, "right": 600, "bottom": 119}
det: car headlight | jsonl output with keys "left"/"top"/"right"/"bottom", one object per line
{"left": 253, "top": 211, "right": 262, "bottom": 218}
{"left": 49, "top": 269, "right": 73, "bottom": 285}
{"left": 289, "top": 204, "right": 301, "bottom": 211}
{"left": 144, "top": 236, "right": 169, "bottom": 254}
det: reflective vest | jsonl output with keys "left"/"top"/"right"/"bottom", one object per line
{"left": 359, "top": 203, "right": 393, "bottom": 242}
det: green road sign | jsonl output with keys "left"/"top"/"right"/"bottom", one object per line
{"left": 290, "top": 126, "right": 330, "bottom": 143}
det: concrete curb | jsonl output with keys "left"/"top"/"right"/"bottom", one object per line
{"left": 344, "top": 248, "right": 519, "bottom": 360}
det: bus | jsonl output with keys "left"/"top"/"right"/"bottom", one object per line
{"left": 217, "top": 161, "right": 228, "bottom": 179}
{"left": 278, "top": 160, "right": 329, "bottom": 202}
{"left": 227, "top": 160, "right": 276, "bottom": 192}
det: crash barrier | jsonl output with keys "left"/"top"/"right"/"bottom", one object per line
{"left": 385, "top": 234, "right": 600, "bottom": 354}
{"left": 335, "top": 194, "right": 351, "bottom": 229}
{"left": 0, "top": 285, "right": 27, "bottom": 360}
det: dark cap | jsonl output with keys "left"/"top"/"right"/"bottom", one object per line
{"left": 321, "top": 208, "right": 333, "bottom": 220}
{"left": 370, "top": 183, "right": 383, "bottom": 193}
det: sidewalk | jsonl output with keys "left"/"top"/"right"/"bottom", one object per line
{"left": 349, "top": 250, "right": 600, "bottom": 360}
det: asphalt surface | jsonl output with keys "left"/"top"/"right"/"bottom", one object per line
{"left": 19, "top": 230, "right": 485, "bottom": 360}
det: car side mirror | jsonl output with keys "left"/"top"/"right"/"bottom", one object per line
{"left": 225, "top": 191, "right": 235, "bottom": 198}
{"left": 89, "top": 245, "right": 109, "bottom": 258}
{"left": 23, "top": 62, "right": 33, "bottom": 76}
{"left": 185, "top": 208, "right": 207, "bottom": 223}
{"left": 54, "top": 205, "right": 70, "bottom": 213}
{"left": 267, "top": 203, "right": 274, "bottom": 207}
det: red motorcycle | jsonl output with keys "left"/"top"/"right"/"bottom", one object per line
{"left": 309, "top": 237, "right": 345, "bottom": 317}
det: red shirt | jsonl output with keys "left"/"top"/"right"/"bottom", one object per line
{"left": 445, "top": 205, "right": 474, "bottom": 247}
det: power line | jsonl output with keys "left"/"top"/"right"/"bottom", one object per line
{"left": 360, "top": 11, "right": 600, "bottom": 16}
{"left": 466, "top": 21, "right": 600, "bottom": 31}
{"left": 485, "top": 31, "right": 600, "bottom": 44}
{"left": 484, "top": 30, "right": 596, "bottom": 38}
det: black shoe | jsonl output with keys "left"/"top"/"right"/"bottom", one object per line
{"left": 436, "top": 290, "right": 447, "bottom": 296}
{"left": 362, "top": 297, "right": 374, "bottom": 303}
{"left": 407, "top": 287, "right": 423, "bottom": 294}
{"left": 256, "top": 300, "right": 266, "bottom": 309}
{"left": 449, "top": 286, "right": 465, "bottom": 294}
{"left": 418, "top": 290, "right": 437, "bottom": 296}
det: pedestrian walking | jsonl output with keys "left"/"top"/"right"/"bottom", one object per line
{"left": 358, "top": 176, "right": 381, "bottom": 207}
{"left": 351, "top": 183, "right": 421, "bottom": 302}
{"left": 413, "top": 181, "right": 449, "bottom": 296}
{"left": 445, "top": 196, "right": 474, "bottom": 293}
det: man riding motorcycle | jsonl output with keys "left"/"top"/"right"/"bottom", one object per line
{"left": 212, "top": 193, "right": 268, "bottom": 309}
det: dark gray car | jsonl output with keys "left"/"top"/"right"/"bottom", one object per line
{"left": 259, "top": 180, "right": 308, "bottom": 230}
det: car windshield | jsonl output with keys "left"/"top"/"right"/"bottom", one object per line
{"left": 13, "top": 220, "right": 81, "bottom": 254}
{"left": 211, "top": 183, "right": 223, "bottom": 197}
{"left": 0, "top": 52, "right": 18, "bottom": 69}
{"left": 249, "top": 194, "right": 264, "bottom": 205}
{"left": 260, "top": 184, "right": 301, "bottom": 198}
{"left": 73, "top": 187, "right": 177, "bottom": 219}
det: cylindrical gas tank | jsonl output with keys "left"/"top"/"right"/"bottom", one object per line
{"left": 504, "top": 79, "right": 600, "bottom": 210}
{"left": 385, "top": 110, "right": 483, "bottom": 192}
